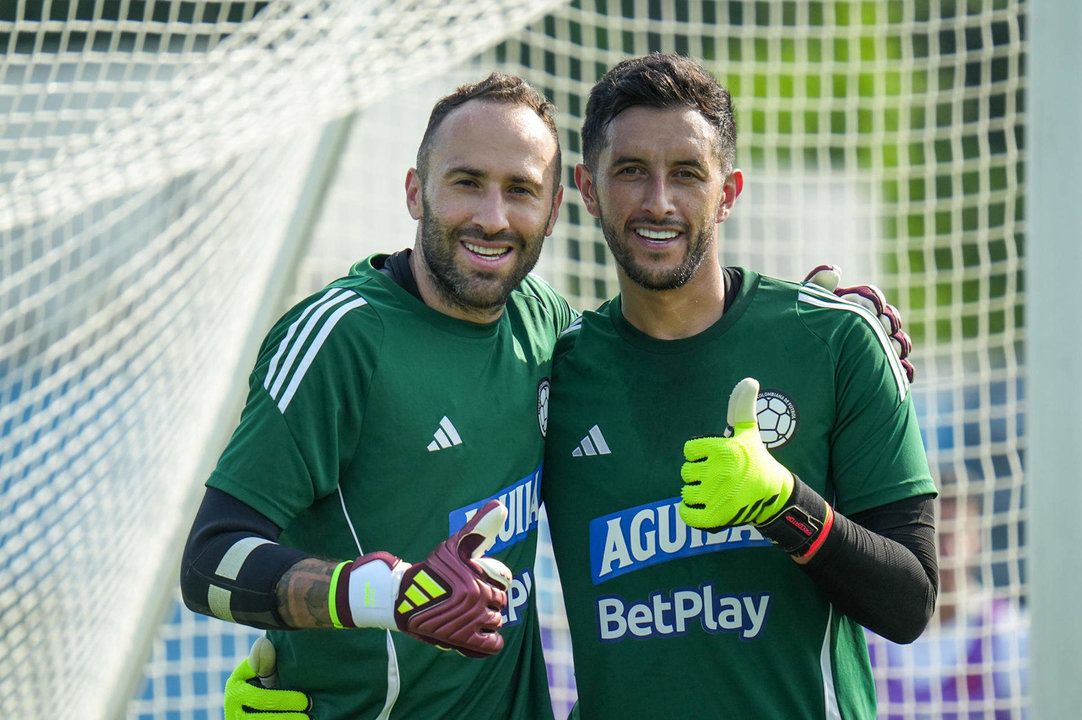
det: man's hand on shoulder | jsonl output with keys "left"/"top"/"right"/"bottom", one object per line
{"left": 803, "top": 264, "right": 915, "bottom": 382}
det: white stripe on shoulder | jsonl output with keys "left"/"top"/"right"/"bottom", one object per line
{"left": 559, "top": 316, "right": 584, "bottom": 337}
{"left": 268, "top": 291, "right": 363, "bottom": 400}
{"left": 275, "top": 295, "right": 368, "bottom": 412}
{"left": 798, "top": 282, "right": 845, "bottom": 304}
{"left": 262, "top": 288, "right": 367, "bottom": 411}
{"left": 264, "top": 288, "right": 346, "bottom": 393}
{"left": 798, "top": 291, "right": 909, "bottom": 402}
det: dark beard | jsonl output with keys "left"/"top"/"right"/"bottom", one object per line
{"left": 418, "top": 203, "right": 547, "bottom": 315}
{"left": 600, "top": 217, "right": 712, "bottom": 291}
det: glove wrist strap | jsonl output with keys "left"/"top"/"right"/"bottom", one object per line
{"left": 757, "top": 476, "right": 834, "bottom": 557}
{"left": 329, "top": 551, "right": 408, "bottom": 630}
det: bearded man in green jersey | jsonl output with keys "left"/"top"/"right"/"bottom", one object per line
{"left": 180, "top": 72, "right": 573, "bottom": 720}
{"left": 540, "top": 53, "right": 938, "bottom": 719}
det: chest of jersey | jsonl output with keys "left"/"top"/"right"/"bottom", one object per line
{"left": 361, "top": 330, "right": 545, "bottom": 526}
{"left": 329, "top": 308, "right": 551, "bottom": 552}
{"left": 543, "top": 306, "right": 838, "bottom": 621}
{"left": 545, "top": 311, "right": 838, "bottom": 516}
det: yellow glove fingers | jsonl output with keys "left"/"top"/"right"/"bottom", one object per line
{"left": 680, "top": 441, "right": 747, "bottom": 493}
{"left": 226, "top": 656, "right": 257, "bottom": 686}
{"left": 683, "top": 435, "right": 754, "bottom": 463}
{"left": 678, "top": 486, "right": 758, "bottom": 528}
{"left": 680, "top": 437, "right": 751, "bottom": 511}
{"left": 678, "top": 499, "right": 708, "bottom": 527}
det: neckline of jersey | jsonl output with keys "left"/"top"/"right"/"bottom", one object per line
{"left": 605, "top": 268, "right": 760, "bottom": 354}
{"left": 357, "top": 254, "right": 506, "bottom": 339}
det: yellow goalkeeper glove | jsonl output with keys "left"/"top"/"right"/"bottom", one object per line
{"left": 679, "top": 377, "right": 795, "bottom": 529}
{"left": 224, "top": 637, "right": 311, "bottom": 720}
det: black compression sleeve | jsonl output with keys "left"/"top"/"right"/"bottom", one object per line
{"left": 180, "top": 487, "right": 309, "bottom": 629}
{"left": 798, "top": 493, "right": 938, "bottom": 643}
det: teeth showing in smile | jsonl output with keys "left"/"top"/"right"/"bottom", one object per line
{"left": 637, "top": 228, "right": 679, "bottom": 241}
{"left": 464, "top": 242, "right": 510, "bottom": 258}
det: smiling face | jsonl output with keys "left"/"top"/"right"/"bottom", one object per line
{"left": 576, "top": 105, "right": 741, "bottom": 292}
{"left": 407, "top": 99, "right": 562, "bottom": 322}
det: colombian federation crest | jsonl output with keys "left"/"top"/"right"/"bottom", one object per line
{"left": 537, "top": 378, "right": 550, "bottom": 438}
{"left": 755, "top": 389, "right": 798, "bottom": 448}
{"left": 723, "top": 388, "right": 798, "bottom": 449}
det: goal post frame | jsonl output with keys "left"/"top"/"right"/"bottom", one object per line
{"left": 1026, "top": 0, "right": 1082, "bottom": 717}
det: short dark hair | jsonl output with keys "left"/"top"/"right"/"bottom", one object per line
{"left": 416, "top": 72, "right": 562, "bottom": 195}
{"left": 581, "top": 53, "right": 737, "bottom": 173}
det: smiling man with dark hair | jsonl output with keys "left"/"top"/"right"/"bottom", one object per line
{"left": 542, "top": 53, "right": 938, "bottom": 719}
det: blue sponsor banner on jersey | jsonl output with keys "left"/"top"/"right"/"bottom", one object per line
{"left": 589, "top": 497, "right": 772, "bottom": 584}
{"left": 449, "top": 463, "right": 542, "bottom": 555}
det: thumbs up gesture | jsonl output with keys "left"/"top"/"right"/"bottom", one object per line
{"left": 331, "top": 500, "right": 512, "bottom": 658}
{"left": 679, "top": 378, "right": 795, "bottom": 531}
{"left": 394, "top": 499, "right": 513, "bottom": 658}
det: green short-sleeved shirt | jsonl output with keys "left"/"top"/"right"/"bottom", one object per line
{"left": 542, "top": 270, "right": 935, "bottom": 720}
{"left": 209, "top": 254, "right": 574, "bottom": 720}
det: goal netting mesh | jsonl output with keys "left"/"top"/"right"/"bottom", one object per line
{"left": 1, "top": 2, "right": 1027, "bottom": 719}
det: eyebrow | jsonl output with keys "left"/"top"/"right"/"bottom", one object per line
{"left": 446, "top": 165, "right": 545, "bottom": 189}
{"left": 611, "top": 155, "right": 709, "bottom": 172}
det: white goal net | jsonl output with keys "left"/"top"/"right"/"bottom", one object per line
{"left": 1, "top": 2, "right": 1027, "bottom": 719}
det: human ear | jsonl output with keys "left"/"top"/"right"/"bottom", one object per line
{"left": 575, "top": 164, "right": 602, "bottom": 219}
{"left": 716, "top": 168, "right": 744, "bottom": 223}
{"left": 405, "top": 168, "right": 424, "bottom": 220}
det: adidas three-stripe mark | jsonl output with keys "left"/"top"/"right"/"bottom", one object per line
{"left": 428, "top": 417, "right": 462, "bottom": 452}
{"left": 264, "top": 288, "right": 368, "bottom": 412}
{"left": 572, "top": 425, "right": 611, "bottom": 457}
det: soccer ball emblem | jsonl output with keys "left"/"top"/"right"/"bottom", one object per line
{"left": 537, "top": 378, "right": 550, "bottom": 438}
{"left": 755, "top": 390, "right": 798, "bottom": 449}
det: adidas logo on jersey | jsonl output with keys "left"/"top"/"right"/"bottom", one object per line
{"left": 428, "top": 416, "right": 462, "bottom": 452}
{"left": 572, "top": 425, "right": 611, "bottom": 457}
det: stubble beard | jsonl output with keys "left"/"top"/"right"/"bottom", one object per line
{"left": 419, "top": 201, "right": 548, "bottom": 316}
{"left": 599, "top": 213, "right": 713, "bottom": 292}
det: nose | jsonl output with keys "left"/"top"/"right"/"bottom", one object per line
{"left": 641, "top": 176, "right": 676, "bottom": 219}
{"left": 473, "top": 187, "right": 511, "bottom": 236}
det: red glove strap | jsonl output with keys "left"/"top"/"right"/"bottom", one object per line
{"left": 757, "top": 475, "right": 834, "bottom": 558}
{"left": 800, "top": 503, "right": 834, "bottom": 560}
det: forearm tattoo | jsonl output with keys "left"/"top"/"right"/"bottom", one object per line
{"left": 276, "top": 557, "right": 337, "bottom": 628}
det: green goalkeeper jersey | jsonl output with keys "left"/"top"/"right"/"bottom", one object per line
{"left": 542, "top": 269, "right": 935, "bottom": 720}
{"left": 208, "top": 254, "right": 574, "bottom": 720}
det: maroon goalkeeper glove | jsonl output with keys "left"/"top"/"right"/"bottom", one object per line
{"left": 804, "top": 264, "right": 916, "bottom": 382}
{"left": 329, "top": 499, "right": 511, "bottom": 658}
